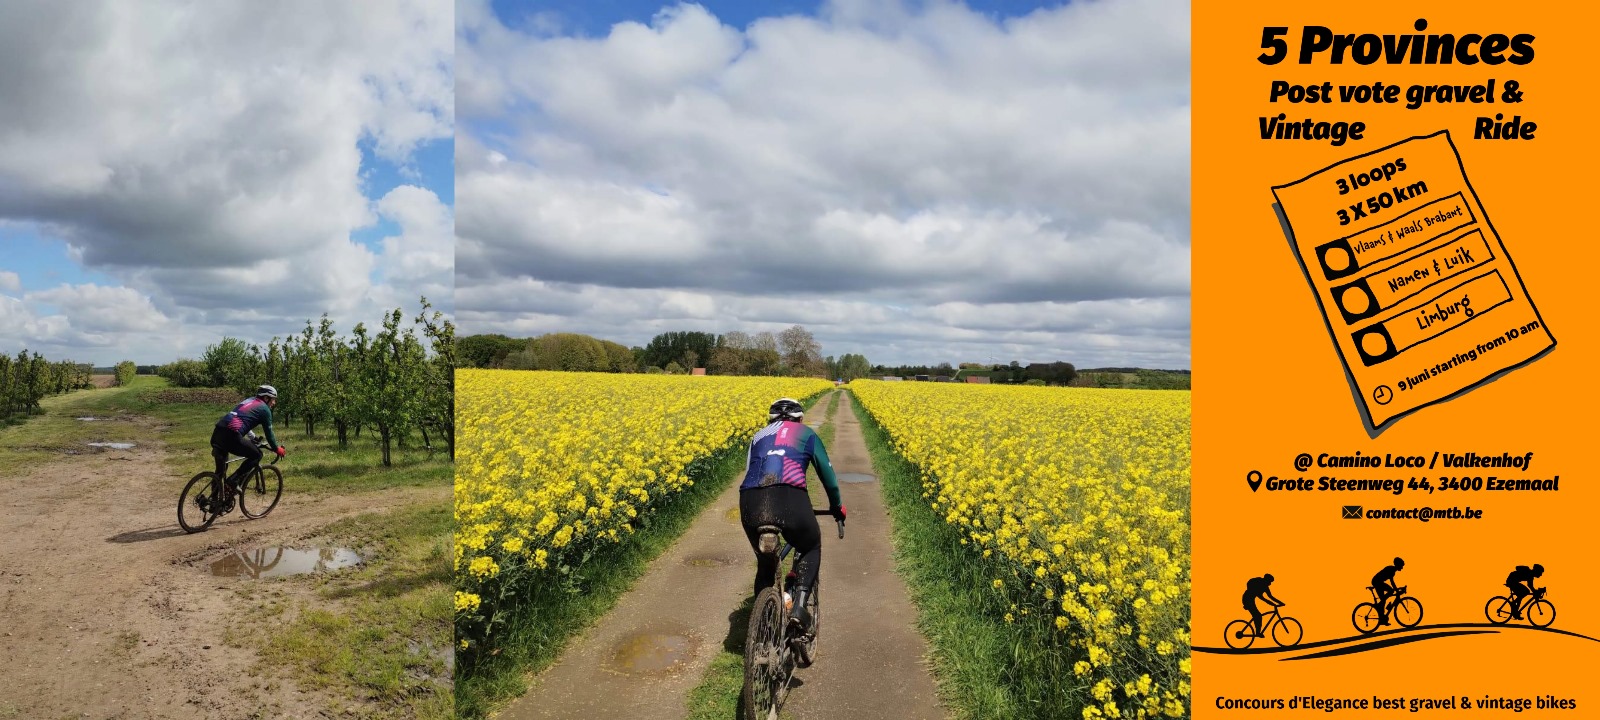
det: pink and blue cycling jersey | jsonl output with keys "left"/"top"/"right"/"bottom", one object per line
{"left": 739, "top": 420, "right": 841, "bottom": 507}
{"left": 216, "top": 397, "right": 279, "bottom": 449}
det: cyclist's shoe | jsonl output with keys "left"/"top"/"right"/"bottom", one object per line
{"left": 788, "top": 587, "right": 814, "bottom": 636}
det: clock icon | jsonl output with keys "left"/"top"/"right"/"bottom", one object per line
{"left": 1372, "top": 385, "right": 1394, "bottom": 405}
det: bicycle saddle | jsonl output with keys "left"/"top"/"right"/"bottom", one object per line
{"left": 756, "top": 525, "right": 782, "bottom": 554}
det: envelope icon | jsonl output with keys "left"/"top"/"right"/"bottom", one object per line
{"left": 1342, "top": 505, "right": 1363, "bottom": 519}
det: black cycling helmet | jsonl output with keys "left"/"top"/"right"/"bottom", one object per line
{"left": 1394, "top": 557, "right": 1405, "bottom": 568}
{"left": 1533, "top": 563, "right": 1545, "bottom": 576}
{"left": 256, "top": 384, "right": 278, "bottom": 399}
{"left": 769, "top": 398, "right": 804, "bottom": 422}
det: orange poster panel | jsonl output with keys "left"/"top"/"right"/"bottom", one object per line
{"left": 1194, "top": 3, "right": 1599, "bottom": 718}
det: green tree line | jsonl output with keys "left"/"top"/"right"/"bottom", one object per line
{"left": 0, "top": 350, "right": 94, "bottom": 420}
{"left": 457, "top": 325, "right": 843, "bottom": 378}
{"left": 156, "top": 299, "right": 455, "bottom": 465}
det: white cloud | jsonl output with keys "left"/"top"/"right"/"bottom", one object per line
{"left": 457, "top": 0, "right": 1191, "bottom": 367}
{"left": 0, "top": 270, "right": 19, "bottom": 294}
{"left": 0, "top": 1, "right": 454, "bottom": 360}
{"left": 377, "top": 185, "right": 455, "bottom": 309}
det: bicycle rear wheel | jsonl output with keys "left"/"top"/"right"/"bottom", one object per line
{"left": 1527, "top": 599, "right": 1556, "bottom": 628}
{"left": 742, "top": 587, "right": 786, "bottom": 720}
{"left": 1351, "top": 603, "right": 1381, "bottom": 635}
{"left": 1223, "top": 619, "right": 1255, "bottom": 649}
{"left": 178, "top": 472, "right": 221, "bottom": 533}
{"left": 1393, "top": 597, "right": 1423, "bottom": 628}
{"left": 1485, "top": 596, "right": 1512, "bottom": 625}
{"left": 1273, "top": 616, "right": 1303, "bottom": 647}
{"left": 238, "top": 465, "right": 283, "bottom": 519}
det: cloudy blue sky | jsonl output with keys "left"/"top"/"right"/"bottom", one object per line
{"left": 0, "top": 2, "right": 454, "bottom": 366}
{"left": 456, "top": 0, "right": 1190, "bottom": 368}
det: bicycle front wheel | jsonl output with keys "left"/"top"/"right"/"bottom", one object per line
{"left": 1394, "top": 597, "right": 1423, "bottom": 628}
{"left": 1273, "top": 616, "right": 1304, "bottom": 647}
{"left": 1485, "top": 596, "right": 1512, "bottom": 625}
{"left": 743, "top": 588, "right": 786, "bottom": 720}
{"left": 1351, "top": 603, "right": 1381, "bottom": 635}
{"left": 178, "top": 472, "right": 221, "bottom": 533}
{"left": 1527, "top": 599, "right": 1556, "bottom": 628}
{"left": 238, "top": 465, "right": 283, "bottom": 519}
{"left": 1223, "top": 619, "right": 1255, "bottom": 649}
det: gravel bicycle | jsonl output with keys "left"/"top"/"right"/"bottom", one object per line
{"left": 178, "top": 434, "right": 283, "bottom": 533}
{"left": 1485, "top": 587, "right": 1555, "bottom": 627}
{"left": 1225, "top": 606, "right": 1303, "bottom": 649}
{"left": 1352, "top": 585, "right": 1424, "bottom": 634}
{"left": 742, "top": 509, "right": 843, "bottom": 720}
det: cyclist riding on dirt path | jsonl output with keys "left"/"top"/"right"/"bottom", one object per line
{"left": 1372, "top": 557, "right": 1405, "bottom": 626}
{"left": 211, "top": 385, "right": 286, "bottom": 505}
{"left": 739, "top": 398, "right": 845, "bottom": 636}
{"left": 1505, "top": 563, "right": 1545, "bottom": 619}
{"left": 1242, "top": 574, "right": 1284, "bottom": 637}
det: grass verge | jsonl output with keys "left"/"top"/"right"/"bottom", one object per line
{"left": 682, "top": 389, "right": 842, "bottom": 720}
{"left": 225, "top": 502, "right": 454, "bottom": 719}
{"left": 852, "top": 391, "right": 1087, "bottom": 720}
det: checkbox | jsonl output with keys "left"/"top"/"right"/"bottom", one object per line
{"left": 1342, "top": 505, "right": 1363, "bottom": 519}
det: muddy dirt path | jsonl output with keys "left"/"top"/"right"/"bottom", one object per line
{"left": 0, "top": 425, "right": 446, "bottom": 719}
{"left": 501, "top": 391, "right": 944, "bottom": 719}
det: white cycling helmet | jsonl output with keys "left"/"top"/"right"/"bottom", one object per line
{"left": 256, "top": 384, "right": 278, "bottom": 399}
{"left": 768, "top": 398, "right": 804, "bottom": 422}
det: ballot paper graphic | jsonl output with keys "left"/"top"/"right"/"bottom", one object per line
{"left": 1271, "top": 130, "right": 1554, "bottom": 437}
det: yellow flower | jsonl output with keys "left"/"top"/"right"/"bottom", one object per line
{"left": 468, "top": 556, "right": 499, "bottom": 579}
{"left": 455, "top": 591, "right": 482, "bottom": 613}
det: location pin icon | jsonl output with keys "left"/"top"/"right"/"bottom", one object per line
{"left": 1247, "top": 470, "right": 1263, "bottom": 492}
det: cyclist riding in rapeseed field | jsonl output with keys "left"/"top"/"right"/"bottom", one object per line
{"left": 210, "top": 384, "right": 286, "bottom": 509}
{"left": 739, "top": 398, "right": 845, "bottom": 635}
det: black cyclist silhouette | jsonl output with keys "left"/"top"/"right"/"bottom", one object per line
{"left": 1226, "top": 573, "right": 1302, "bottom": 648}
{"left": 1244, "top": 573, "right": 1283, "bottom": 636}
{"left": 1371, "top": 557, "right": 1404, "bottom": 626}
{"left": 1504, "top": 563, "right": 1545, "bottom": 620}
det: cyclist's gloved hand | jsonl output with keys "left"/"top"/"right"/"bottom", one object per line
{"left": 831, "top": 504, "right": 846, "bottom": 522}
{"left": 275, "top": 446, "right": 287, "bottom": 458}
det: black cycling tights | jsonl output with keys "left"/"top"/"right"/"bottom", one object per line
{"left": 210, "top": 425, "right": 261, "bottom": 485}
{"left": 740, "top": 485, "right": 821, "bottom": 596}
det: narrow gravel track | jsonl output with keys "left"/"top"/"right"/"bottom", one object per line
{"left": 501, "top": 391, "right": 945, "bottom": 719}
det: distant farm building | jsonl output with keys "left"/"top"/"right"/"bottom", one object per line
{"left": 964, "top": 375, "right": 990, "bottom": 384}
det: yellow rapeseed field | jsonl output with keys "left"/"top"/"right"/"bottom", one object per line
{"left": 454, "top": 370, "right": 832, "bottom": 649}
{"left": 851, "top": 380, "right": 1190, "bottom": 719}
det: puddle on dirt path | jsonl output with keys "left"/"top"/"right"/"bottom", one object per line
{"left": 608, "top": 631, "right": 699, "bottom": 675}
{"left": 210, "top": 547, "right": 362, "bottom": 579}
{"left": 837, "top": 472, "right": 877, "bottom": 484}
{"left": 77, "top": 417, "right": 102, "bottom": 421}
{"left": 86, "top": 442, "right": 136, "bottom": 450}
{"left": 725, "top": 506, "right": 741, "bottom": 522}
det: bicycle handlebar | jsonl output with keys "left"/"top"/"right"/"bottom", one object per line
{"left": 813, "top": 508, "right": 844, "bottom": 539}
{"left": 254, "top": 440, "right": 280, "bottom": 465}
